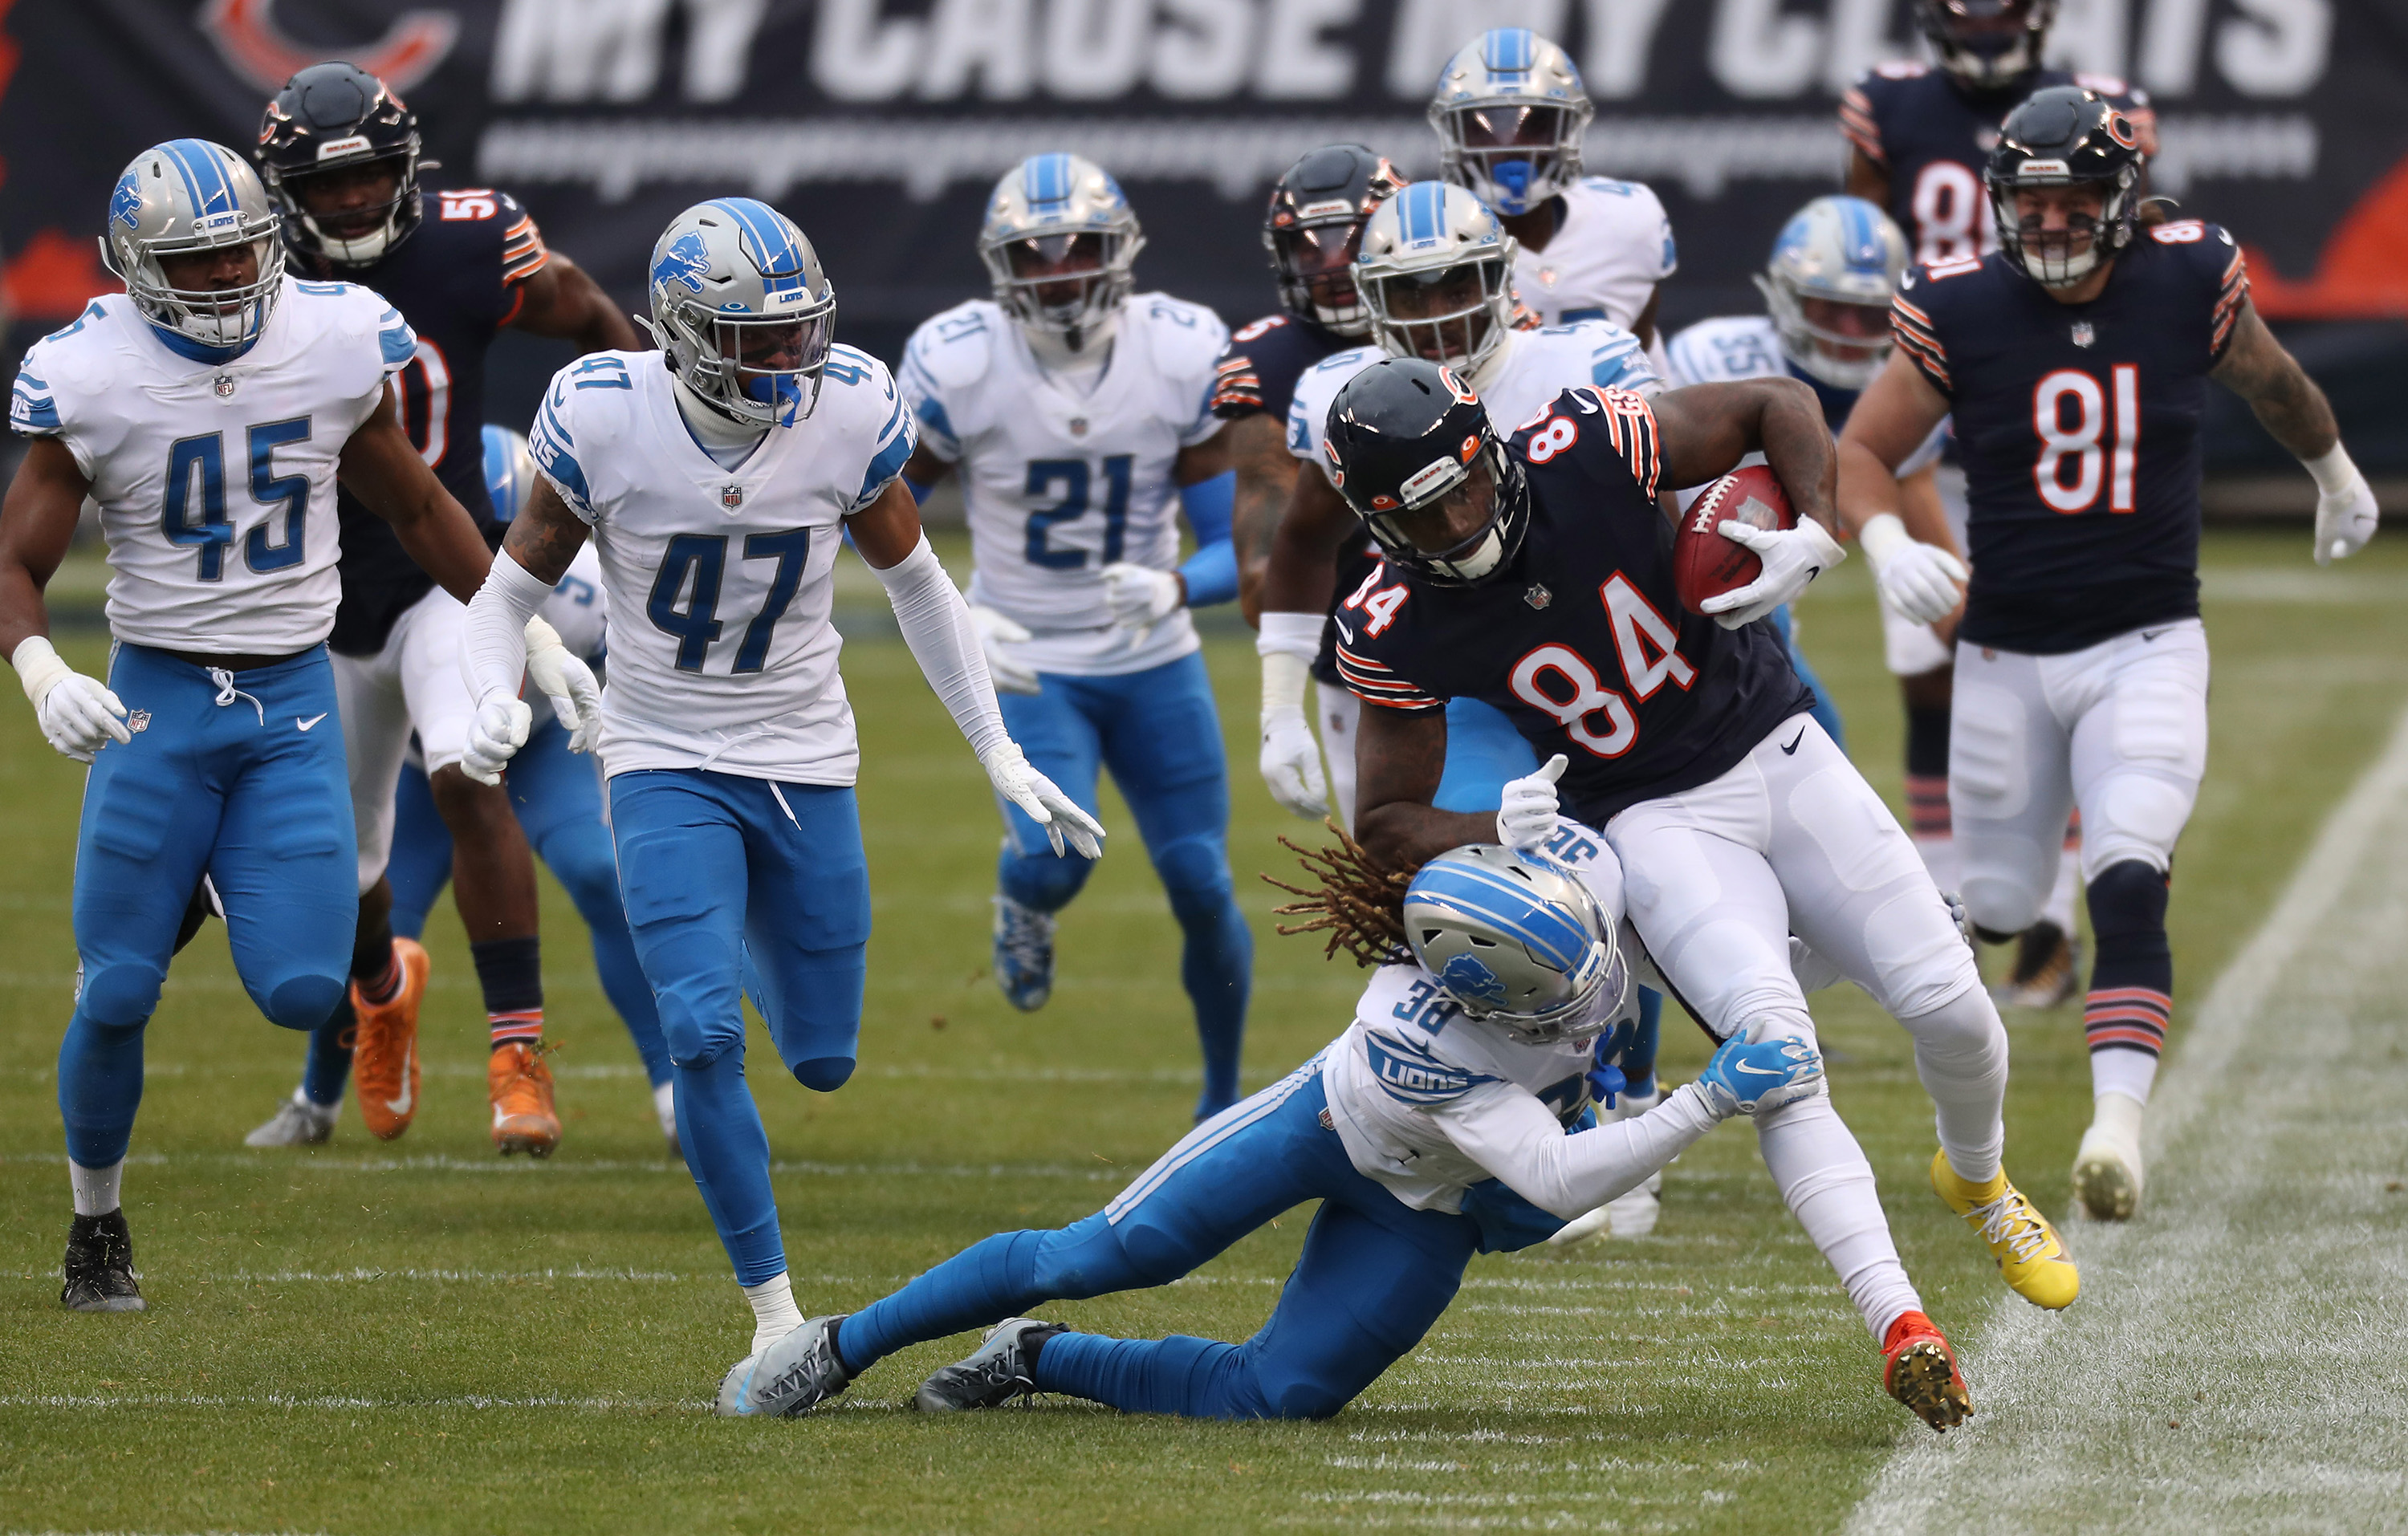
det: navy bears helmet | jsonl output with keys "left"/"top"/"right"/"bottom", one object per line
{"left": 257, "top": 62, "right": 426, "bottom": 266}
{"left": 1987, "top": 85, "right": 2146, "bottom": 288}
{"left": 1324, "top": 357, "right": 1531, "bottom": 586}
{"left": 1263, "top": 143, "right": 1405, "bottom": 337}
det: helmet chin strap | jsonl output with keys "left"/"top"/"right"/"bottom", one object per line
{"left": 1444, "top": 527, "right": 1507, "bottom": 581}
{"left": 1020, "top": 304, "right": 1119, "bottom": 373}
{"left": 672, "top": 372, "right": 772, "bottom": 452}
{"left": 1461, "top": 324, "right": 1515, "bottom": 397}
{"left": 307, "top": 213, "right": 397, "bottom": 266}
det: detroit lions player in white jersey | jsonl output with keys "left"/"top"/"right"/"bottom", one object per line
{"left": 457, "top": 196, "right": 1100, "bottom": 1388}
{"left": 897, "top": 154, "right": 1253, "bottom": 1120}
{"left": 0, "top": 140, "right": 586, "bottom": 1311}
{"left": 1430, "top": 29, "right": 1677, "bottom": 356}
{"left": 722, "top": 835, "right": 1974, "bottom": 1435}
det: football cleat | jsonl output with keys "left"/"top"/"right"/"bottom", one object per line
{"left": 717, "top": 1314, "right": 850, "bottom": 1417}
{"left": 2071, "top": 1091, "right": 2146, "bottom": 1221}
{"left": 1930, "top": 1149, "right": 2080, "bottom": 1310}
{"left": 489, "top": 1040, "right": 561, "bottom": 1157}
{"left": 351, "top": 937, "right": 429, "bottom": 1141}
{"left": 1991, "top": 920, "right": 2081, "bottom": 1010}
{"left": 244, "top": 1090, "right": 337, "bottom": 1148}
{"left": 915, "top": 1318, "right": 1068, "bottom": 1412}
{"left": 1881, "top": 1310, "right": 1971, "bottom": 1432}
{"left": 61, "top": 1209, "right": 145, "bottom": 1313}
{"left": 990, "top": 894, "right": 1056, "bottom": 1012}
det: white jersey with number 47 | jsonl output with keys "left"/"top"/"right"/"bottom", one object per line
{"left": 527, "top": 344, "right": 913, "bottom": 785}
{"left": 7, "top": 279, "right": 411, "bottom": 652}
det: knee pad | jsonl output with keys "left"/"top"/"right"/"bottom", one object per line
{"left": 77, "top": 962, "right": 164, "bottom": 1029}
{"left": 792, "top": 1055, "right": 854, "bottom": 1093}
{"left": 262, "top": 973, "right": 348, "bottom": 1032}
{"left": 1898, "top": 982, "right": 2006, "bottom": 1057}
{"left": 2087, "top": 859, "right": 2170, "bottom": 948}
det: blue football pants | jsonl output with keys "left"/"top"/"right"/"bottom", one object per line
{"left": 59, "top": 644, "right": 356, "bottom": 1168}
{"left": 836, "top": 1064, "right": 1478, "bottom": 1420}
{"left": 995, "top": 652, "right": 1251, "bottom": 1119}
{"left": 608, "top": 768, "right": 869, "bottom": 1286}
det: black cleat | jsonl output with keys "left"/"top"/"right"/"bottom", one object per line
{"left": 62, "top": 1209, "right": 145, "bottom": 1313}
{"left": 914, "top": 1318, "right": 1068, "bottom": 1412}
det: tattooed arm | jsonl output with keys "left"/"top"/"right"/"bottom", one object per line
{"left": 2211, "top": 299, "right": 2339, "bottom": 460}
{"left": 497, "top": 473, "right": 593, "bottom": 584}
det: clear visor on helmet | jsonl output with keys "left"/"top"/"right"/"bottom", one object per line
{"left": 990, "top": 230, "right": 1125, "bottom": 341}
{"left": 1442, "top": 104, "right": 1576, "bottom": 213}
{"left": 705, "top": 307, "right": 836, "bottom": 425}
{"left": 1367, "top": 258, "right": 1510, "bottom": 376}
{"left": 1494, "top": 939, "right": 1628, "bottom": 1047}
{"left": 1360, "top": 445, "right": 1515, "bottom": 585}
{"left": 1272, "top": 221, "right": 1369, "bottom": 331}
{"left": 128, "top": 226, "right": 285, "bottom": 350}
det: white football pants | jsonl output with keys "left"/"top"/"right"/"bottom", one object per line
{"left": 332, "top": 585, "right": 478, "bottom": 894}
{"left": 1315, "top": 681, "right": 1361, "bottom": 835}
{"left": 1949, "top": 620, "right": 2209, "bottom": 935}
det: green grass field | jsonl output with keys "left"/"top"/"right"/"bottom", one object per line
{"left": 2, "top": 528, "right": 2403, "bottom": 1535}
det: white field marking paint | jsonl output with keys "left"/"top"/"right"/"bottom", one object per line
{"left": 1849, "top": 705, "right": 2408, "bottom": 1536}
{"left": 0, "top": 1151, "right": 1118, "bottom": 1180}
{"left": 0, "top": 1392, "right": 694, "bottom": 1415}
{"left": 1, "top": 1061, "right": 1261, "bottom": 1087}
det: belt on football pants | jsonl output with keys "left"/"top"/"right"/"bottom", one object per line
{"left": 157, "top": 645, "right": 315, "bottom": 673}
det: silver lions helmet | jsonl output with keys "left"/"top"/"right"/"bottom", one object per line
{"left": 1756, "top": 195, "right": 1910, "bottom": 392}
{"left": 1357, "top": 181, "right": 1520, "bottom": 383}
{"left": 978, "top": 153, "right": 1144, "bottom": 353}
{"left": 641, "top": 197, "right": 836, "bottom": 429}
{"left": 1403, "top": 845, "right": 1628, "bottom": 1046}
{"left": 103, "top": 139, "right": 286, "bottom": 351}
{"left": 1429, "top": 29, "right": 1595, "bottom": 218}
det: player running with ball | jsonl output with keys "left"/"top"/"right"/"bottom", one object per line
{"left": 1837, "top": 87, "right": 2380, "bottom": 1220}
{"left": 456, "top": 197, "right": 1103, "bottom": 1382}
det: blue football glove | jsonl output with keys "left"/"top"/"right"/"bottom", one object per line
{"left": 1695, "top": 1030, "right": 1826, "bottom": 1119}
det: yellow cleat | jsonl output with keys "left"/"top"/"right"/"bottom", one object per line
{"left": 1930, "top": 1149, "right": 2080, "bottom": 1310}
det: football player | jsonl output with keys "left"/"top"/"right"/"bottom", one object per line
{"left": 248, "top": 427, "right": 678, "bottom": 1151}
{"left": 455, "top": 197, "right": 1101, "bottom": 1385}
{"left": 1837, "top": 87, "right": 2380, "bottom": 1221}
{"left": 241, "top": 63, "right": 639, "bottom": 1156}
{"left": 1256, "top": 181, "right": 1674, "bottom": 1239}
{"left": 718, "top": 839, "right": 1965, "bottom": 1434}
{"left": 1840, "top": 0, "right": 2158, "bottom": 1006}
{"left": 897, "top": 155, "right": 1253, "bottom": 1120}
{"left": 1430, "top": 28, "right": 1676, "bottom": 354}
{"left": 1217, "top": 144, "right": 1401, "bottom": 839}
{"left": 2, "top": 141, "right": 590, "bottom": 1309}
{"left": 1326, "top": 356, "right": 2081, "bottom": 1314}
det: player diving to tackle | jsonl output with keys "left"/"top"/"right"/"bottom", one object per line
{"left": 454, "top": 197, "right": 1104, "bottom": 1381}
{"left": 1, "top": 140, "right": 592, "bottom": 1309}
{"left": 1325, "top": 356, "right": 2080, "bottom": 1315}
{"left": 720, "top": 835, "right": 1970, "bottom": 1432}
{"left": 1837, "top": 87, "right": 2381, "bottom": 1221}
{"left": 897, "top": 154, "right": 1253, "bottom": 1120}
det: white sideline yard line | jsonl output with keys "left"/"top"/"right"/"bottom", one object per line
{"left": 0, "top": 1392, "right": 693, "bottom": 1415}
{"left": 1848, "top": 705, "right": 2408, "bottom": 1535}
{"left": 0, "top": 1150, "right": 1123, "bottom": 1179}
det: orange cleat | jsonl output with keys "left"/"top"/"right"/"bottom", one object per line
{"left": 352, "top": 938, "right": 429, "bottom": 1141}
{"left": 1882, "top": 1310, "right": 1972, "bottom": 1433}
{"left": 489, "top": 1039, "right": 561, "bottom": 1157}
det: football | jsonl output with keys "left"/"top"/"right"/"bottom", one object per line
{"left": 1672, "top": 464, "right": 1797, "bottom": 616}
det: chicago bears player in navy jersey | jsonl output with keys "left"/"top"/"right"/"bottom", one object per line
{"left": 1215, "top": 144, "right": 1401, "bottom": 827}
{"left": 240, "top": 63, "right": 640, "bottom": 1156}
{"left": 1838, "top": 87, "right": 2380, "bottom": 1222}
{"left": 1841, "top": 0, "right": 2158, "bottom": 1006}
{"left": 1328, "top": 356, "right": 2082, "bottom": 1316}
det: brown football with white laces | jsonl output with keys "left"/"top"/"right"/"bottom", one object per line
{"left": 1673, "top": 464, "right": 1796, "bottom": 617}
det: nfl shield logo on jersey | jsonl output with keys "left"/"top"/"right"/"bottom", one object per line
{"left": 720, "top": 483, "right": 745, "bottom": 510}
{"left": 2071, "top": 322, "right": 2096, "bottom": 348}
{"left": 1525, "top": 583, "right": 1552, "bottom": 610}
{"left": 213, "top": 373, "right": 236, "bottom": 398}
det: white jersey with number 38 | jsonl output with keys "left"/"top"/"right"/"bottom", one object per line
{"left": 527, "top": 344, "right": 913, "bottom": 785}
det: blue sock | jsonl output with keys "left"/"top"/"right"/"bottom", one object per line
{"left": 1169, "top": 884, "right": 1251, "bottom": 1119}
{"left": 1035, "top": 1331, "right": 1238, "bottom": 1416}
{"left": 1623, "top": 988, "right": 1663, "bottom": 1101}
{"left": 58, "top": 1010, "right": 147, "bottom": 1168}
{"left": 839, "top": 1230, "right": 1047, "bottom": 1374}
{"left": 300, "top": 1001, "right": 355, "bottom": 1108}
{"left": 672, "top": 1052, "right": 784, "bottom": 1286}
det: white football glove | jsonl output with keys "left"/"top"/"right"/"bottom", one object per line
{"left": 969, "top": 603, "right": 1040, "bottom": 696}
{"left": 522, "top": 616, "right": 602, "bottom": 754}
{"left": 461, "top": 691, "right": 533, "bottom": 786}
{"left": 1857, "top": 511, "right": 1967, "bottom": 626}
{"left": 12, "top": 636, "right": 129, "bottom": 763}
{"left": 2308, "top": 445, "right": 2378, "bottom": 566}
{"left": 1699, "top": 518, "right": 1846, "bottom": 629}
{"left": 1257, "top": 643, "right": 1328, "bottom": 819}
{"left": 981, "top": 742, "right": 1105, "bottom": 859}
{"left": 1099, "top": 562, "right": 1184, "bottom": 637}
{"left": 1496, "top": 753, "right": 1568, "bottom": 851}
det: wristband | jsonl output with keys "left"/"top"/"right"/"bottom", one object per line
{"left": 2304, "top": 443, "right": 2361, "bottom": 498}
{"left": 1856, "top": 511, "right": 1910, "bottom": 568}
{"left": 1255, "top": 610, "right": 1323, "bottom": 662}
{"left": 12, "top": 635, "right": 68, "bottom": 705}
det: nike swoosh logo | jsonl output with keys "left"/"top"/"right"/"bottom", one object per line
{"left": 2142, "top": 628, "right": 2173, "bottom": 641}
{"left": 1732, "top": 1061, "right": 1785, "bottom": 1077}
{"left": 1781, "top": 728, "right": 1806, "bottom": 755}
{"left": 296, "top": 713, "right": 328, "bottom": 731}
{"left": 385, "top": 1043, "right": 413, "bottom": 1116}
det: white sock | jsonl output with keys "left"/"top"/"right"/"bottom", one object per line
{"left": 1755, "top": 1095, "right": 1921, "bottom": 1342}
{"left": 742, "top": 1271, "right": 803, "bottom": 1355}
{"left": 1903, "top": 986, "right": 2009, "bottom": 1184}
{"left": 2091, "top": 1048, "right": 2159, "bottom": 1106}
{"left": 2041, "top": 838, "right": 2081, "bottom": 935}
{"left": 70, "top": 1159, "right": 124, "bottom": 1217}
{"left": 653, "top": 1079, "right": 677, "bottom": 1140}
{"left": 295, "top": 1087, "right": 338, "bottom": 1119}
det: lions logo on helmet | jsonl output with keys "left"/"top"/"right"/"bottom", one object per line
{"left": 651, "top": 231, "right": 712, "bottom": 296}
{"left": 1402, "top": 844, "right": 1627, "bottom": 1046}
{"left": 638, "top": 198, "right": 837, "bottom": 429}
{"left": 1429, "top": 30, "right": 1596, "bottom": 218}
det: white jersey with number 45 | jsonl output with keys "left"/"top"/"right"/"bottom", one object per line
{"left": 7, "top": 279, "right": 411, "bottom": 652}
{"left": 900, "top": 295, "right": 1226, "bottom": 677}
{"left": 527, "top": 344, "right": 914, "bottom": 785}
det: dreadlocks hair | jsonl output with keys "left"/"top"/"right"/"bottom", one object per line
{"left": 1262, "top": 821, "right": 1418, "bottom": 967}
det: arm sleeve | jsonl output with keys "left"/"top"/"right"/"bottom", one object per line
{"left": 1432, "top": 1079, "right": 1723, "bottom": 1219}
{"left": 461, "top": 551, "right": 554, "bottom": 705}
{"left": 872, "top": 534, "right": 1012, "bottom": 761}
{"left": 1174, "top": 469, "right": 1237, "bottom": 608}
